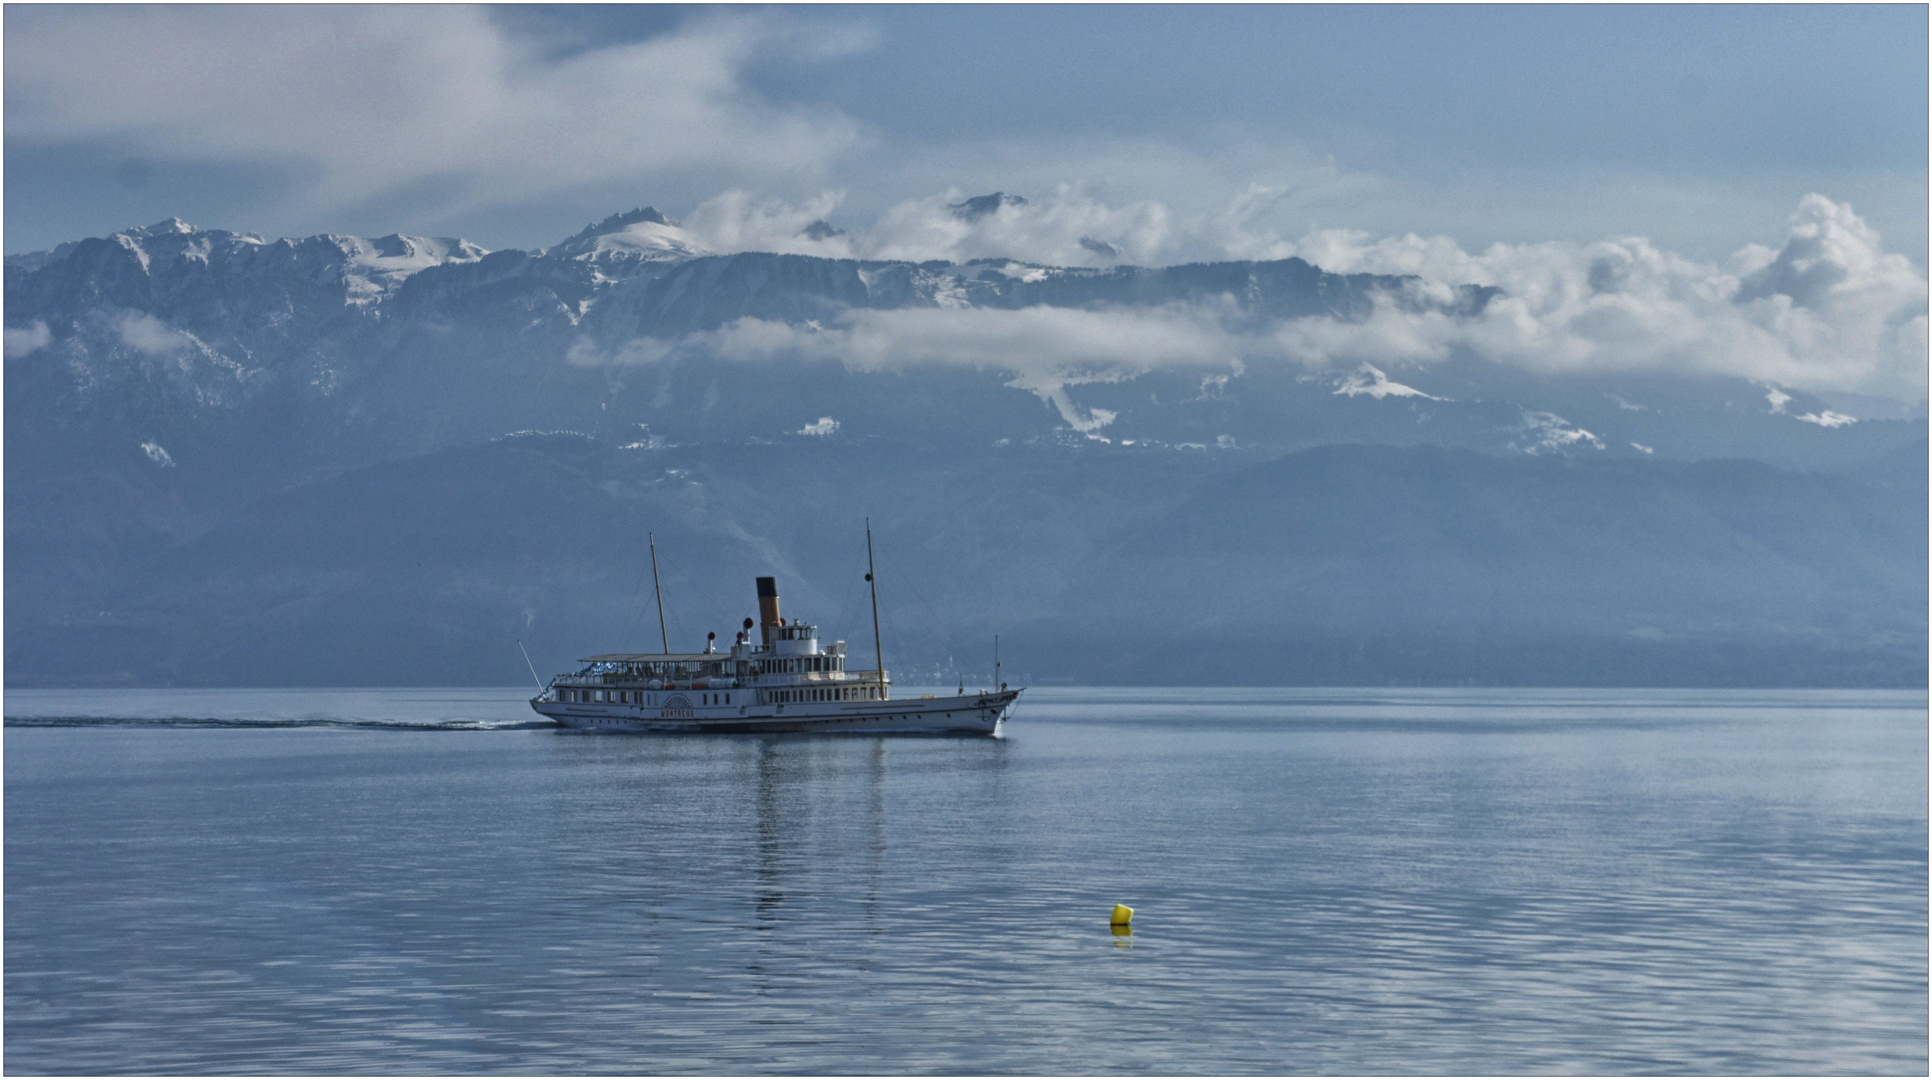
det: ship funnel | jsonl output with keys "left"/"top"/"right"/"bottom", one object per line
{"left": 757, "top": 576, "right": 781, "bottom": 645}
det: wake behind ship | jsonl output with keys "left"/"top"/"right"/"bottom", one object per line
{"left": 530, "top": 575, "right": 1019, "bottom": 734}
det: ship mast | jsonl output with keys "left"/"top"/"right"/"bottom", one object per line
{"left": 649, "top": 532, "right": 669, "bottom": 655}
{"left": 865, "top": 518, "right": 884, "bottom": 690}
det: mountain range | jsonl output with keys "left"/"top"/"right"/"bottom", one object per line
{"left": 6, "top": 206, "right": 1923, "bottom": 687}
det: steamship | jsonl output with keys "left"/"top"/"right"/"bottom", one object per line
{"left": 527, "top": 536, "right": 1020, "bottom": 734}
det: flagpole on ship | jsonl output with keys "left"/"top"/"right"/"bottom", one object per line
{"left": 866, "top": 518, "right": 885, "bottom": 700}
{"left": 649, "top": 532, "right": 670, "bottom": 654}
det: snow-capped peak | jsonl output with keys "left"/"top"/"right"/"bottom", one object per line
{"left": 545, "top": 206, "right": 710, "bottom": 268}
{"left": 951, "top": 193, "right": 1028, "bottom": 222}
{"left": 126, "top": 217, "right": 198, "bottom": 238}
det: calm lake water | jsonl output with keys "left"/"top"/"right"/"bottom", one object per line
{"left": 6, "top": 687, "right": 1925, "bottom": 1074}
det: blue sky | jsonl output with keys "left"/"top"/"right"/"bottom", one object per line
{"left": 6, "top": 4, "right": 1925, "bottom": 262}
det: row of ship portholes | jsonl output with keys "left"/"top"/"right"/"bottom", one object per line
{"left": 563, "top": 686, "right": 883, "bottom": 706}
{"left": 562, "top": 689, "right": 733, "bottom": 706}
{"left": 771, "top": 686, "right": 879, "bottom": 704}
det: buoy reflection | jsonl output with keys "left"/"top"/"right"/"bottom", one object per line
{"left": 1111, "top": 923, "right": 1133, "bottom": 947}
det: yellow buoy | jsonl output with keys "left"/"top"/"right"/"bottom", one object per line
{"left": 1111, "top": 904, "right": 1134, "bottom": 926}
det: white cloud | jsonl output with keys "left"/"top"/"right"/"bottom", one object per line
{"left": 701, "top": 303, "right": 1240, "bottom": 373}
{"left": 682, "top": 190, "right": 854, "bottom": 258}
{"left": 697, "top": 304, "right": 1242, "bottom": 436}
{"left": 574, "top": 195, "right": 1928, "bottom": 406}
{"left": 677, "top": 182, "right": 1298, "bottom": 267}
{"left": 566, "top": 335, "right": 676, "bottom": 368}
{"left": 1269, "top": 195, "right": 1927, "bottom": 402}
{"left": 5, "top": 7, "right": 863, "bottom": 221}
{"left": 115, "top": 312, "right": 195, "bottom": 355}
{"left": 4, "top": 320, "right": 51, "bottom": 358}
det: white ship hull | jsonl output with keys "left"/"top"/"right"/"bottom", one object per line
{"left": 532, "top": 688, "right": 1018, "bottom": 735}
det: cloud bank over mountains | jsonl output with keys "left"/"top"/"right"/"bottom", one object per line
{"left": 566, "top": 191, "right": 1925, "bottom": 405}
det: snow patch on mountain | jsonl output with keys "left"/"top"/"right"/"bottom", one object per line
{"left": 1334, "top": 363, "right": 1443, "bottom": 400}
{"left": 1006, "top": 368, "right": 1123, "bottom": 438}
{"left": 334, "top": 234, "right": 487, "bottom": 307}
{"left": 1797, "top": 410, "right": 1857, "bottom": 428}
{"left": 1514, "top": 411, "right": 1604, "bottom": 454}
